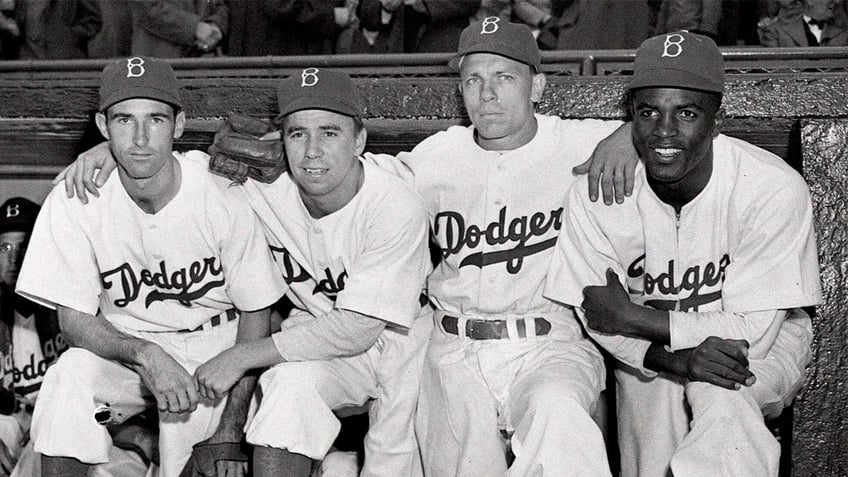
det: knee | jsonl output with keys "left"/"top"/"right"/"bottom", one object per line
{"left": 686, "top": 382, "right": 756, "bottom": 421}
{"left": 526, "top": 383, "right": 594, "bottom": 424}
{"left": 42, "top": 348, "right": 104, "bottom": 393}
{"left": 258, "top": 362, "right": 329, "bottom": 398}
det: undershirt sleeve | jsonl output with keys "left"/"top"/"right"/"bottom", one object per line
{"left": 669, "top": 308, "right": 785, "bottom": 359}
{"left": 271, "top": 308, "right": 386, "bottom": 362}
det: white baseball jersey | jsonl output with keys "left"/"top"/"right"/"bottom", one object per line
{"left": 545, "top": 133, "right": 821, "bottom": 363}
{"left": 9, "top": 306, "right": 65, "bottom": 407}
{"left": 372, "top": 114, "right": 621, "bottom": 476}
{"left": 240, "top": 159, "right": 431, "bottom": 328}
{"left": 398, "top": 113, "right": 621, "bottom": 319}
{"left": 239, "top": 159, "right": 432, "bottom": 476}
{"left": 17, "top": 151, "right": 285, "bottom": 332}
{"left": 545, "top": 134, "right": 822, "bottom": 477}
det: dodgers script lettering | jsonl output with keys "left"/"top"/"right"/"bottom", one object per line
{"left": 627, "top": 253, "right": 731, "bottom": 311}
{"left": 435, "top": 206, "right": 563, "bottom": 274}
{"left": 100, "top": 257, "right": 224, "bottom": 308}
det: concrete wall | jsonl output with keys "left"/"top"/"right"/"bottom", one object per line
{"left": 0, "top": 63, "right": 845, "bottom": 475}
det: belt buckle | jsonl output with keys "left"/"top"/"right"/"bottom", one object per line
{"left": 465, "top": 319, "right": 477, "bottom": 339}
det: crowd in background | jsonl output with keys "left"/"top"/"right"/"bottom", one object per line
{"left": 0, "top": 0, "right": 846, "bottom": 61}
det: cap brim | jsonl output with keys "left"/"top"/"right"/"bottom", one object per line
{"left": 0, "top": 223, "right": 33, "bottom": 234}
{"left": 628, "top": 68, "right": 723, "bottom": 93}
{"left": 275, "top": 97, "right": 361, "bottom": 120}
{"left": 448, "top": 46, "right": 541, "bottom": 72}
{"left": 100, "top": 86, "right": 182, "bottom": 111}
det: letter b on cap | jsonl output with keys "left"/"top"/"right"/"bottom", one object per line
{"left": 4, "top": 203, "right": 19, "bottom": 219}
{"left": 662, "top": 34, "right": 685, "bottom": 58}
{"left": 481, "top": 16, "right": 500, "bottom": 34}
{"left": 126, "top": 57, "right": 145, "bottom": 78}
{"left": 301, "top": 68, "right": 319, "bottom": 87}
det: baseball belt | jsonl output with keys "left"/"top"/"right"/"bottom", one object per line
{"left": 179, "top": 309, "right": 239, "bottom": 333}
{"left": 441, "top": 315, "right": 551, "bottom": 340}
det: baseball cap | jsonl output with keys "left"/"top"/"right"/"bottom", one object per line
{"left": 99, "top": 56, "right": 183, "bottom": 112}
{"left": 629, "top": 31, "right": 724, "bottom": 94}
{"left": 0, "top": 198, "right": 40, "bottom": 234}
{"left": 449, "top": 16, "right": 541, "bottom": 72}
{"left": 276, "top": 68, "right": 363, "bottom": 120}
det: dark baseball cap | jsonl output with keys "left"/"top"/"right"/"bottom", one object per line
{"left": 276, "top": 68, "right": 363, "bottom": 120}
{"left": 629, "top": 31, "right": 724, "bottom": 94}
{"left": 0, "top": 197, "right": 40, "bottom": 234}
{"left": 99, "top": 56, "right": 183, "bottom": 112}
{"left": 449, "top": 16, "right": 541, "bottom": 72}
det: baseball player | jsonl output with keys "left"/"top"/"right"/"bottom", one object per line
{"left": 47, "top": 68, "right": 433, "bottom": 477}
{"left": 359, "top": 17, "right": 638, "bottom": 476}
{"left": 201, "top": 68, "right": 432, "bottom": 477}
{"left": 545, "top": 31, "right": 820, "bottom": 477}
{"left": 15, "top": 57, "right": 285, "bottom": 477}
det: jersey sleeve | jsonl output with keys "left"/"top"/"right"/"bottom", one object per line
{"left": 361, "top": 152, "right": 416, "bottom": 185}
{"left": 334, "top": 198, "right": 431, "bottom": 329}
{"left": 213, "top": 181, "right": 286, "bottom": 312}
{"left": 722, "top": 175, "right": 822, "bottom": 311}
{"left": 16, "top": 188, "right": 102, "bottom": 316}
{"left": 545, "top": 181, "right": 653, "bottom": 375}
{"left": 669, "top": 308, "right": 785, "bottom": 359}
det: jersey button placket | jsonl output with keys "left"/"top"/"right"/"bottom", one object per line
{"left": 142, "top": 216, "right": 164, "bottom": 260}
{"left": 480, "top": 155, "right": 507, "bottom": 299}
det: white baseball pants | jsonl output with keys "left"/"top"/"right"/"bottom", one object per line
{"left": 416, "top": 312, "right": 611, "bottom": 477}
{"left": 31, "top": 319, "right": 238, "bottom": 477}
{"left": 616, "top": 313, "right": 813, "bottom": 477}
{"left": 245, "top": 310, "right": 432, "bottom": 477}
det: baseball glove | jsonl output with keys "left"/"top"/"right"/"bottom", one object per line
{"left": 179, "top": 441, "right": 250, "bottom": 477}
{"left": 208, "top": 113, "right": 286, "bottom": 184}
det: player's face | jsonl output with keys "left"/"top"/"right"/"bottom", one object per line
{"left": 0, "top": 231, "right": 27, "bottom": 288}
{"left": 459, "top": 53, "right": 546, "bottom": 151}
{"left": 283, "top": 109, "right": 366, "bottom": 216}
{"left": 95, "top": 98, "right": 185, "bottom": 181}
{"left": 631, "top": 87, "right": 724, "bottom": 192}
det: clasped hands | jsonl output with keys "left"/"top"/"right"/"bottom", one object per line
{"left": 136, "top": 344, "right": 245, "bottom": 414}
{"left": 582, "top": 269, "right": 755, "bottom": 390}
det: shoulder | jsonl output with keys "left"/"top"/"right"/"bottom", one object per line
{"left": 361, "top": 162, "right": 429, "bottom": 223}
{"left": 716, "top": 136, "right": 811, "bottom": 211}
{"left": 362, "top": 162, "right": 427, "bottom": 209}
{"left": 178, "top": 151, "right": 253, "bottom": 208}
{"left": 718, "top": 135, "right": 808, "bottom": 193}
{"left": 410, "top": 124, "right": 474, "bottom": 155}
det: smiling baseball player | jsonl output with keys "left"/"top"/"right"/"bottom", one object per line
{"left": 198, "top": 69, "right": 433, "bottom": 477}
{"left": 545, "top": 31, "right": 820, "bottom": 477}
{"left": 15, "top": 56, "right": 285, "bottom": 477}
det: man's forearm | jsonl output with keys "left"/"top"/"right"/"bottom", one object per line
{"left": 213, "top": 373, "right": 257, "bottom": 441}
{"left": 619, "top": 302, "right": 671, "bottom": 345}
{"left": 214, "top": 307, "right": 272, "bottom": 439}
{"left": 57, "top": 305, "right": 154, "bottom": 368}
{"left": 643, "top": 342, "right": 684, "bottom": 376}
{"left": 273, "top": 309, "right": 386, "bottom": 362}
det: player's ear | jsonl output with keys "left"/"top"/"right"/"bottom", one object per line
{"left": 95, "top": 111, "right": 110, "bottom": 140}
{"left": 354, "top": 125, "right": 367, "bottom": 156}
{"left": 530, "top": 72, "right": 546, "bottom": 103}
{"left": 711, "top": 106, "right": 725, "bottom": 138}
{"left": 173, "top": 110, "right": 186, "bottom": 139}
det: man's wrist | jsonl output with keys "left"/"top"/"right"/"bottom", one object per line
{"left": 129, "top": 339, "right": 158, "bottom": 370}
